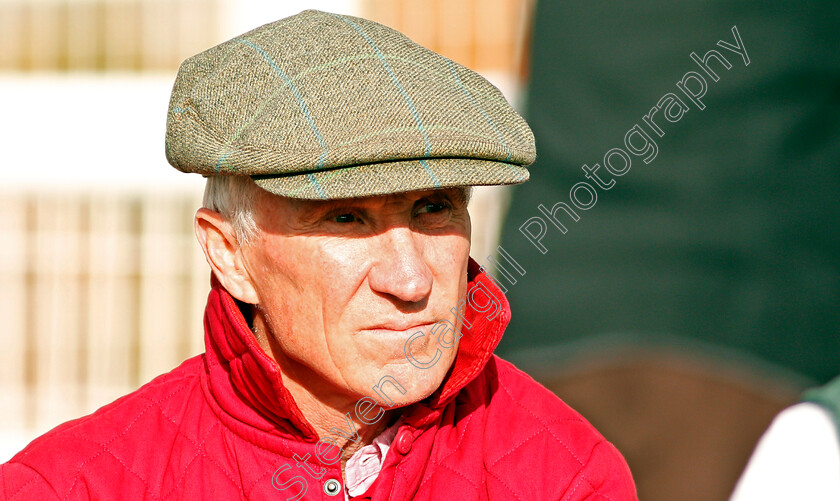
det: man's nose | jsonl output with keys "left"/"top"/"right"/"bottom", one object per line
{"left": 367, "top": 228, "right": 433, "bottom": 304}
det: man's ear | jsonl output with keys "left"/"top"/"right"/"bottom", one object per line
{"left": 194, "top": 208, "right": 259, "bottom": 304}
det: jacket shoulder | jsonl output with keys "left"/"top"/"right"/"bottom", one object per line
{"left": 481, "top": 356, "right": 638, "bottom": 500}
{"left": 1, "top": 356, "right": 205, "bottom": 500}
{"left": 1, "top": 462, "right": 59, "bottom": 500}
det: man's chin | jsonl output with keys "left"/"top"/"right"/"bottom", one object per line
{"left": 367, "top": 359, "right": 453, "bottom": 409}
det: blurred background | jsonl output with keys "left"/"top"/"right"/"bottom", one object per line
{"left": 1, "top": 1, "right": 838, "bottom": 500}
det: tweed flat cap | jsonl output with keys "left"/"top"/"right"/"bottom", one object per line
{"left": 166, "top": 9, "right": 535, "bottom": 199}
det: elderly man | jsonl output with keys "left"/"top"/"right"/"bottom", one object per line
{"left": 1, "top": 10, "right": 636, "bottom": 500}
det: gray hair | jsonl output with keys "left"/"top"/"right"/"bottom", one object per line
{"left": 202, "top": 176, "right": 259, "bottom": 245}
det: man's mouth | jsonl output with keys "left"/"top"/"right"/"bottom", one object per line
{"left": 364, "top": 321, "right": 437, "bottom": 334}
{"left": 355, "top": 321, "right": 439, "bottom": 359}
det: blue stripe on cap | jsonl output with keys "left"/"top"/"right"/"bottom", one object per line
{"left": 237, "top": 38, "right": 329, "bottom": 169}
{"left": 306, "top": 173, "right": 328, "bottom": 199}
{"left": 419, "top": 159, "right": 441, "bottom": 188}
{"left": 334, "top": 14, "right": 433, "bottom": 157}
{"left": 447, "top": 60, "right": 512, "bottom": 163}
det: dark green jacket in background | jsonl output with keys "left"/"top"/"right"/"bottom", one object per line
{"left": 499, "top": 0, "right": 840, "bottom": 383}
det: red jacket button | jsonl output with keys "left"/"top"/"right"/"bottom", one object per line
{"left": 395, "top": 430, "right": 414, "bottom": 455}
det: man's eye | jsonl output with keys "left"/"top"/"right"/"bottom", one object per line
{"left": 417, "top": 202, "right": 447, "bottom": 214}
{"left": 333, "top": 213, "right": 358, "bottom": 223}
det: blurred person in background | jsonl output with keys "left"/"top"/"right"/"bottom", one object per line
{"left": 730, "top": 375, "right": 840, "bottom": 499}
{"left": 0, "top": 10, "right": 636, "bottom": 500}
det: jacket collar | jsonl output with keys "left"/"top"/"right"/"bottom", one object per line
{"left": 202, "top": 258, "right": 510, "bottom": 439}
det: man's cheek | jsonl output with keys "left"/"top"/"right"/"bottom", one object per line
{"left": 427, "top": 235, "right": 469, "bottom": 274}
{"left": 318, "top": 239, "right": 371, "bottom": 275}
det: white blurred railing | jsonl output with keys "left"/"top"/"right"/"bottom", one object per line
{"left": 0, "top": 0, "right": 222, "bottom": 71}
{"left": 0, "top": 191, "right": 210, "bottom": 460}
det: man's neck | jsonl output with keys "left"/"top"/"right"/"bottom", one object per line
{"left": 250, "top": 314, "right": 396, "bottom": 466}
{"left": 282, "top": 374, "right": 395, "bottom": 467}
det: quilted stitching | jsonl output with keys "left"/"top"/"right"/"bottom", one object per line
{"left": 435, "top": 461, "right": 481, "bottom": 492}
{"left": 485, "top": 467, "right": 525, "bottom": 501}
{"left": 4, "top": 463, "right": 60, "bottom": 500}
{"left": 62, "top": 386, "right": 191, "bottom": 499}
{"left": 490, "top": 361, "right": 627, "bottom": 500}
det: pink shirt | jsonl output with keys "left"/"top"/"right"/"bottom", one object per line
{"left": 344, "top": 420, "right": 401, "bottom": 499}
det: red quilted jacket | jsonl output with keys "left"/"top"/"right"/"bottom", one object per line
{"left": 1, "top": 261, "right": 637, "bottom": 500}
